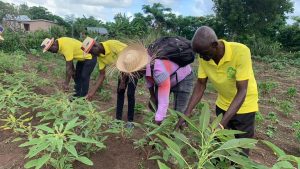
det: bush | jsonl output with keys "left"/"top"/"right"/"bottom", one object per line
{"left": 0, "top": 26, "right": 66, "bottom": 53}
{"left": 242, "top": 35, "right": 282, "bottom": 57}
{"left": 277, "top": 25, "right": 300, "bottom": 52}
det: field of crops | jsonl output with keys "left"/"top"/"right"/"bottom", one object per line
{"left": 0, "top": 50, "right": 299, "bottom": 169}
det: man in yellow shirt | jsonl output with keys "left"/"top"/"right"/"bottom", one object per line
{"left": 41, "top": 37, "right": 97, "bottom": 97}
{"left": 176, "top": 26, "right": 258, "bottom": 155}
{"left": 81, "top": 37, "right": 140, "bottom": 127}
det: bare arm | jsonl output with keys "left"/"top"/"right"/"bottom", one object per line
{"left": 220, "top": 80, "right": 248, "bottom": 127}
{"left": 86, "top": 69, "right": 106, "bottom": 100}
{"left": 64, "top": 61, "right": 74, "bottom": 89}
{"left": 185, "top": 78, "right": 207, "bottom": 116}
{"left": 176, "top": 78, "right": 207, "bottom": 128}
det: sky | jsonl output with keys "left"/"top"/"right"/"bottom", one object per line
{"left": 2, "top": 0, "right": 300, "bottom": 23}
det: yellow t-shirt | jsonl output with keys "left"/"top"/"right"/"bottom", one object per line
{"left": 57, "top": 37, "right": 92, "bottom": 61}
{"left": 198, "top": 40, "right": 258, "bottom": 114}
{"left": 97, "top": 40, "right": 127, "bottom": 70}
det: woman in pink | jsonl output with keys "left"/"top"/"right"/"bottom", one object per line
{"left": 146, "top": 59, "right": 194, "bottom": 123}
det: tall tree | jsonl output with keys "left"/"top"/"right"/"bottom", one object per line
{"left": 142, "top": 3, "right": 172, "bottom": 31}
{"left": 212, "top": 0, "right": 294, "bottom": 37}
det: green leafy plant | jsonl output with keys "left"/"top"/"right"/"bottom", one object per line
{"left": 286, "top": 87, "right": 297, "bottom": 98}
{"left": 19, "top": 117, "right": 105, "bottom": 169}
{"left": 0, "top": 112, "right": 33, "bottom": 136}
{"left": 262, "top": 140, "right": 300, "bottom": 169}
{"left": 99, "top": 89, "right": 112, "bottom": 102}
{"left": 266, "top": 125, "right": 277, "bottom": 138}
{"left": 134, "top": 110, "right": 178, "bottom": 159}
{"left": 278, "top": 100, "right": 294, "bottom": 116}
{"left": 0, "top": 84, "right": 36, "bottom": 115}
{"left": 292, "top": 121, "right": 300, "bottom": 142}
{"left": 106, "top": 120, "right": 134, "bottom": 142}
{"left": 266, "top": 112, "right": 278, "bottom": 123}
{"left": 255, "top": 111, "right": 264, "bottom": 123}
{"left": 258, "top": 81, "right": 278, "bottom": 95}
{"left": 36, "top": 63, "right": 49, "bottom": 73}
{"left": 155, "top": 103, "right": 259, "bottom": 169}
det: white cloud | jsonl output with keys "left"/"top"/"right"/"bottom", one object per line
{"left": 192, "top": 0, "right": 214, "bottom": 16}
{"left": 147, "top": 0, "right": 177, "bottom": 6}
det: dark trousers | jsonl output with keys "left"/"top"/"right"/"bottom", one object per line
{"left": 216, "top": 106, "right": 255, "bottom": 155}
{"left": 74, "top": 56, "right": 97, "bottom": 97}
{"left": 116, "top": 77, "right": 138, "bottom": 122}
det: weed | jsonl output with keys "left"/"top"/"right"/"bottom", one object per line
{"left": 286, "top": 87, "right": 297, "bottom": 98}
{"left": 258, "top": 81, "right": 278, "bottom": 94}
{"left": 255, "top": 111, "right": 264, "bottom": 123}
{"left": 269, "top": 97, "right": 278, "bottom": 104}
{"left": 266, "top": 112, "right": 278, "bottom": 123}
{"left": 278, "top": 100, "right": 294, "bottom": 116}
{"left": 292, "top": 121, "right": 300, "bottom": 142}
{"left": 36, "top": 63, "right": 48, "bottom": 73}
{"left": 266, "top": 125, "right": 277, "bottom": 138}
{"left": 99, "top": 89, "right": 112, "bottom": 102}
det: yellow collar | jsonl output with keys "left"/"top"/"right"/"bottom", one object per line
{"left": 207, "top": 39, "right": 232, "bottom": 66}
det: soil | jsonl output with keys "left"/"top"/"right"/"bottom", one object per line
{"left": 0, "top": 56, "right": 299, "bottom": 169}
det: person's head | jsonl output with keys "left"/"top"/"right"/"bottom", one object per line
{"left": 116, "top": 43, "right": 149, "bottom": 76}
{"left": 81, "top": 37, "right": 104, "bottom": 56}
{"left": 41, "top": 38, "right": 58, "bottom": 53}
{"left": 191, "top": 26, "right": 219, "bottom": 61}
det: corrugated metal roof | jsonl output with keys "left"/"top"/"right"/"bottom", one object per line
{"left": 86, "top": 27, "right": 108, "bottom": 34}
{"left": 4, "top": 15, "right": 31, "bottom": 21}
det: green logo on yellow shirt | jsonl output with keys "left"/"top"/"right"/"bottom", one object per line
{"left": 227, "top": 67, "right": 236, "bottom": 79}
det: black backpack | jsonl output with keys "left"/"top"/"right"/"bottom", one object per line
{"left": 148, "top": 36, "right": 195, "bottom": 67}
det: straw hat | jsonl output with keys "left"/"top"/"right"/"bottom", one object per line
{"left": 116, "top": 43, "right": 149, "bottom": 73}
{"left": 81, "top": 37, "right": 95, "bottom": 56}
{"left": 41, "top": 38, "right": 54, "bottom": 53}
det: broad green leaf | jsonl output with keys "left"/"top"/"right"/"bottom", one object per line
{"left": 64, "top": 117, "right": 80, "bottom": 132}
{"left": 77, "top": 156, "right": 93, "bottom": 166}
{"left": 157, "top": 134, "right": 180, "bottom": 153}
{"left": 211, "top": 114, "right": 223, "bottom": 130}
{"left": 157, "top": 134, "right": 187, "bottom": 168}
{"left": 65, "top": 144, "right": 78, "bottom": 157}
{"left": 223, "top": 154, "right": 252, "bottom": 166}
{"left": 157, "top": 160, "right": 171, "bottom": 169}
{"left": 57, "top": 138, "right": 64, "bottom": 153}
{"left": 278, "top": 154, "right": 300, "bottom": 168}
{"left": 199, "top": 102, "right": 210, "bottom": 132}
{"left": 176, "top": 111, "right": 199, "bottom": 132}
{"left": 24, "top": 159, "right": 38, "bottom": 168}
{"left": 172, "top": 131, "right": 198, "bottom": 155}
{"left": 35, "top": 154, "right": 51, "bottom": 169}
{"left": 26, "top": 142, "right": 50, "bottom": 158}
{"left": 272, "top": 161, "right": 294, "bottom": 169}
{"left": 95, "top": 142, "right": 106, "bottom": 148}
{"left": 70, "top": 135, "right": 98, "bottom": 144}
{"left": 217, "top": 138, "right": 257, "bottom": 151}
{"left": 19, "top": 138, "right": 42, "bottom": 147}
{"left": 216, "top": 129, "right": 245, "bottom": 136}
{"left": 261, "top": 140, "right": 286, "bottom": 157}
{"left": 35, "top": 125, "right": 54, "bottom": 134}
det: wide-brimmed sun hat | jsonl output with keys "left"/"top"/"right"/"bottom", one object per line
{"left": 81, "top": 37, "right": 96, "bottom": 56}
{"left": 116, "top": 43, "right": 149, "bottom": 73}
{"left": 41, "top": 38, "right": 54, "bottom": 53}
